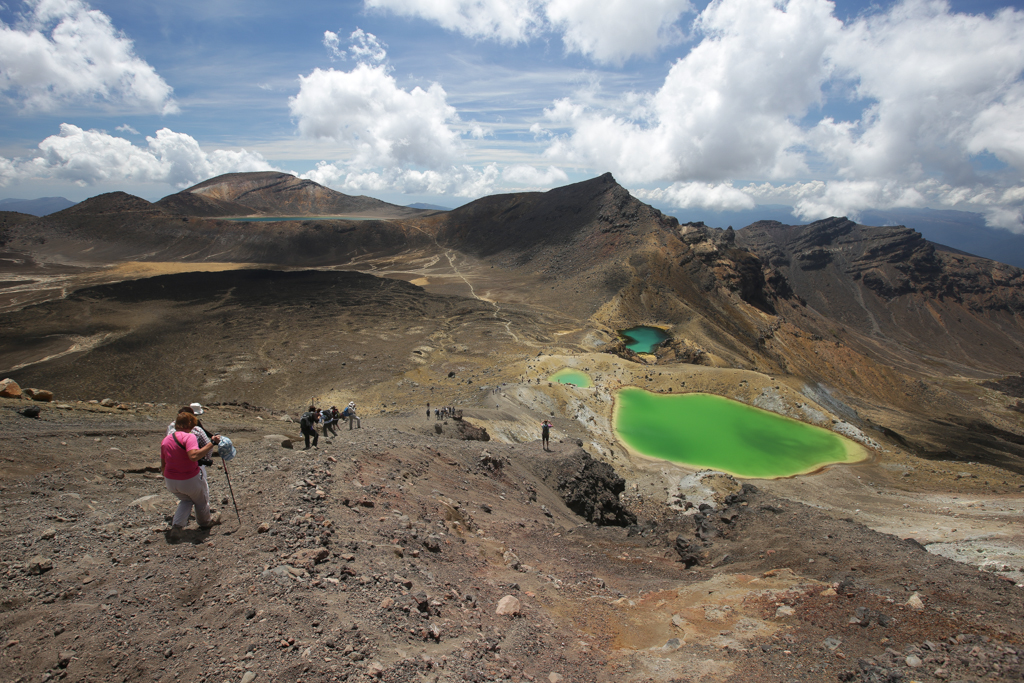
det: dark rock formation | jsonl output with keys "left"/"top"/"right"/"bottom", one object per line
{"left": 527, "top": 448, "right": 636, "bottom": 527}
{"left": 673, "top": 536, "right": 703, "bottom": 568}
{"left": 457, "top": 420, "right": 490, "bottom": 441}
{"left": 982, "top": 372, "right": 1024, "bottom": 398}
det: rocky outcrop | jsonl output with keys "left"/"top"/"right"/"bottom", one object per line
{"left": 457, "top": 419, "right": 490, "bottom": 441}
{"left": 527, "top": 448, "right": 636, "bottom": 527}
{"left": 983, "top": 373, "right": 1024, "bottom": 398}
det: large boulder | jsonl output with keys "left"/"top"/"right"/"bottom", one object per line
{"left": 0, "top": 378, "right": 22, "bottom": 398}
{"left": 23, "top": 388, "right": 54, "bottom": 402}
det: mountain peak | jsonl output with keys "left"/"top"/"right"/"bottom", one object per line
{"left": 177, "top": 171, "right": 427, "bottom": 218}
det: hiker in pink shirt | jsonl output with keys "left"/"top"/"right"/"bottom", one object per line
{"left": 161, "top": 411, "right": 221, "bottom": 533}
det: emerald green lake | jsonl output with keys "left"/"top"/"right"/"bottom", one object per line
{"left": 223, "top": 216, "right": 376, "bottom": 222}
{"left": 614, "top": 389, "right": 865, "bottom": 478}
{"left": 549, "top": 368, "right": 593, "bottom": 387}
{"left": 620, "top": 326, "right": 669, "bottom": 353}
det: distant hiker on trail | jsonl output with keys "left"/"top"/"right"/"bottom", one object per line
{"left": 541, "top": 420, "right": 552, "bottom": 451}
{"left": 342, "top": 401, "right": 361, "bottom": 429}
{"left": 322, "top": 407, "right": 338, "bottom": 437}
{"left": 300, "top": 406, "right": 319, "bottom": 450}
{"left": 161, "top": 411, "right": 221, "bottom": 536}
{"left": 426, "top": 403, "right": 431, "bottom": 419}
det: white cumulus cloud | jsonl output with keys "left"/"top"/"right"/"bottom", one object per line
{"left": 544, "top": 0, "right": 693, "bottom": 64}
{"left": 365, "top": 0, "right": 694, "bottom": 63}
{"left": 302, "top": 161, "right": 499, "bottom": 197}
{"left": 0, "top": 123, "right": 276, "bottom": 187}
{"left": 537, "top": 0, "right": 1024, "bottom": 232}
{"left": 543, "top": 0, "right": 840, "bottom": 184}
{"left": 816, "top": 0, "right": 1024, "bottom": 182}
{"left": 364, "top": 0, "right": 543, "bottom": 44}
{"left": 636, "top": 181, "right": 755, "bottom": 212}
{"left": 501, "top": 164, "right": 567, "bottom": 186}
{"left": 0, "top": 0, "right": 177, "bottom": 114}
{"left": 290, "top": 65, "right": 462, "bottom": 169}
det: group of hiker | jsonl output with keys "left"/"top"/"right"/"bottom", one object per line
{"left": 430, "top": 404, "right": 459, "bottom": 420}
{"left": 300, "top": 402, "right": 360, "bottom": 449}
{"left": 158, "top": 390, "right": 558, "bottom": 537}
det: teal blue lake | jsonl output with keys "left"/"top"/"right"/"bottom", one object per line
{"left": 620, "top": 326, "right": 669, "bottom": 353}
{"left": 613, "top": 389, "right": 866, "bottom": 478}
{"left": 223, "top": 216, "right": 377, "bottom": 222}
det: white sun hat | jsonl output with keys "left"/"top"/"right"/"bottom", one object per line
{"left": 189, "top": 402, "right": 204, "bottom": 415}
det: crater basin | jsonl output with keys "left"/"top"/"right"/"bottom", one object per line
{"left": 620, "top": 326, "right": 669, "bottom": 353}
{"left": 549, "top": 368, "right": 593, "bottom": 388}
{"left": 613, "top": 388, "right": 867, "bottom": 478}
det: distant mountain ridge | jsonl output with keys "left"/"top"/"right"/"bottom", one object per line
{"left": 3, "top": 171, "right": 1023, "bottom": 383}
{"left": 179, "top": 172, "right": 430, "bottom": 218}
{"left": 664, "top": 203, "right": 1024, "bottom": 269}
{"left": 406, "top": 202, "right": 451, "bottom": 211}
{"left": 0, "top": 197, "right": 76, "bottom": 216}
{"left": 736, "top": 217, "right": 1024, "bottom": 375}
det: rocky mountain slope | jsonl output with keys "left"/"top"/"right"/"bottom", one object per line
{"left": 182, "top": 172, "right": 432, "bottom": 218}
{"left": 2, "top": 173, "right": 1023, "bottom": 473}
{"left": 0, "top": 191, "right": 433, "bottom": 266}
{"left": 736, "top": 217, "right": 1024, "bottom": 376}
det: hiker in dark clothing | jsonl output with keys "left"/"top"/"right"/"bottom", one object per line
{"left": 300, "top": 406, "right": 319, "bottom": 450}
{"left": 541, "top": 420, "right": 552, "bottom": 451}
{"left": 322, "top": 407, "right": 338, "bottom": 437}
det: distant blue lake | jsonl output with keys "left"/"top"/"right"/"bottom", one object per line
{"left": 222, "top": 216, "right": 377, "bottom": 222}
{"left": 620, "top": 326, "right": 669, "bottom": 353}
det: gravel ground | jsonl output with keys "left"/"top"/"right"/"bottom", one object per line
{"left": 1, "top": 400, "right": 1022, "bottom": 683}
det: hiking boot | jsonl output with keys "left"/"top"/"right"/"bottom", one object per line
{"left": 167, "top": 525, "right": 185, "bottom": 542}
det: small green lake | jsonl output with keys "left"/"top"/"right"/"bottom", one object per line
{"left": 614, "top": 388, "right": 866, "bottom": 478}
{"left": 549, "top": 368, "right": 593, "bottom": 388}
{"left": 223, "top": 216, "right": 377, "bottom": 222}
{"left": 620, "top": 326, "right": 669, "bottom": 353}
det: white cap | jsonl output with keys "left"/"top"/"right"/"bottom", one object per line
{"left": 348, "top": 401, "right": 355, "bottom": 407}
{"left": 190, "top": 402, "right": 204, "bottom": 415}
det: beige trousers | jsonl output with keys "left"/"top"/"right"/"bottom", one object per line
{"left": 165, "top": 469, "right": 212, "bottom": 527}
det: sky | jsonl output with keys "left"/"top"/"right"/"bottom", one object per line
{"left": 1, "top": 0, "right": 1024, "bottom": 232}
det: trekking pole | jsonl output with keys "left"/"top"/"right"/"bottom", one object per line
{"left": 221, "top": 457, "right": 242, "bottom": 525}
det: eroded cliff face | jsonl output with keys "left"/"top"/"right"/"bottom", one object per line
{"left": 736, "top": 218, "right": 1024, "bottom": 375}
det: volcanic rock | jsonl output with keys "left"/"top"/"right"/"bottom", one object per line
{"left": 27, "top": 555, "right": 52, "bottom": 574}
{"left": 495, "top": 595, "right": 521, "bottom": 616}
{"left": 529, "top": 448, "right": 636, "bottom": 527}
{"left": 0, "top": 378, "right": 21, "bottom": 398}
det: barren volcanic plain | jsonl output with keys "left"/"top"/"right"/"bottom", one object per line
{"left": 1, "top": 172, "right": 1023, "bottom": 683}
